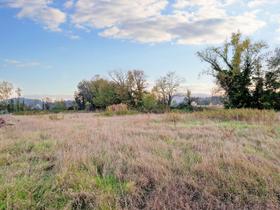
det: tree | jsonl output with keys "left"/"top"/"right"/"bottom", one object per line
{"left": 127, "top": 70, "right": 146, "bottom": 107}
{"left": 42, "top": 97, "right": 52, "bottom": 110}
{"left": 197, "top": 33, "right": 267, "bottom": 108}
{"left": 52, "top": 100, "right": 66, "bottom": 112}
{"left": 75, "top": 79, "right": 96, "bottom": 110}
{"left": 142, "top": 93, "right": 158, "bottom": 112}
{"left": 109, "top": 70, "right": 130, "bottom": 104}
{"left": 264, "top": 48, "right": 280, "bottom": 110}
{"left": 185, "top": 89, "right": 192, "bottom": 107}
{"left": 15, "top": 88, "right": 22, "bottom": 112}
{"left": 7, "top": 99, "right": 15, "bottom": 112}
{"left": 91, "top": 76, "right": 117, "bottom": 109}
{"left": 109, "top": 70, "right": 147, "bottom": 107}
{"left": 0, "top": 81, "right": 13, "bottom": 111}
{"left": 75, "top": 76, "right": 117, "bottom": 110}
{"left": 153, "top": 72, "right": 183, "bottom": 106}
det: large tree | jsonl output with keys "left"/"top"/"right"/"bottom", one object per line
{"left": 75, "top": 79, "right": 96, "bottom": 110}
{"left": 75, "top": 76, "right": 117, "bottom": 110}
{"left": 91, "top": 76, "right": 117, "bottom": 109}
{"left": 109, "top": 70, "right": 131, "bottom": 104}
{"left": 109, "top": 70, "right": 146, "bottom": 107}
{"left": 263, "top": 48, "right": 280, "bottom": 109}
{"left": 197, "top": 33, "right": 268, "bottom": 108}
{"left": 127, "top": 70, "right": 146, "bottom": 107}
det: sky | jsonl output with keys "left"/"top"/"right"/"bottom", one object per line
{"left": 0, "top": 0, "right": 279, "bottom": 99}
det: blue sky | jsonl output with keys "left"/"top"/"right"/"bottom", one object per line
{"left": 0, "top": 0, "right": 279, "bottom": 99}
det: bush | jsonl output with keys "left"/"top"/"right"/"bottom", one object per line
{"left": 142, "top": 94, "right": 158, "bottom": 112}
{"left": 107, "top": 104, "right": 128, "bottom": 112}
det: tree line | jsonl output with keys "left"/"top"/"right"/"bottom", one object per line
{"left": 0, "top": 82, "right": 75, "bottom": 113}
{"left": 74, "top": 71, "right": 188, "bottom": 112}
{"left": 0, "top": 82, "right": 25, "bottom": 113}
{"left": 75, "top": 33, "right": 280, "bottom": 112}
{"left": 1, "top": 33, "right": 279, "bottom": 113}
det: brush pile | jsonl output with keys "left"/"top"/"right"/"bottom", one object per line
{"left": 0, "top": 118, "right": 6, "bottom": 128}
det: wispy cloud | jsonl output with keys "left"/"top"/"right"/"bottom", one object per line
{"left": 3, "top": 59, "right": 52, "bottom": 69}
{"left": 248, "top": 0, "right": 278, "bottom": 8}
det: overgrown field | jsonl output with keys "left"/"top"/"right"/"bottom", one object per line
{"left": 0, "top": 110, "right": 280, "bottom": 209}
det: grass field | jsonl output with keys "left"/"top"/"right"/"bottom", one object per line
{"left": 0, "top": 110, "right": 280, "bottom": 209}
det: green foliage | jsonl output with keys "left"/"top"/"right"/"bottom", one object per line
{"left": 142, "top": 93, "right": 158, "bottom": 112}
{"left": 52, "top": 100, "right": 67, "bottom": 112}
{"left": 76, "top": 71, "right": 148, "bottom": 111}
{"left": 92, "top": 79, "right": 117, "bottom": 109}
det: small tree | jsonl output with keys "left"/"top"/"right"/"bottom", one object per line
{"left": 127, "top": 70, "right": 146, "bottom": 107}
{"left": 43, "top": 97, "right": 52, "bottom": 111}
{"left": 185, "top": 89, "right": 192, "bottom": 107}
{"left": 142, "top": 93, "right": 158, "bottom": 112}
{"left": 0, "top": 81, "right": 13, "bottom": 111}
{"left": 15, "top": 88, "right": 22, "bottom": 112}
{"left": 153, "top": 72, "right": 183, "bottom": 107}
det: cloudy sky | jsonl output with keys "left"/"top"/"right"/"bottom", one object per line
{"left": 0, "top": 0, "right": 279, "bottom": 98}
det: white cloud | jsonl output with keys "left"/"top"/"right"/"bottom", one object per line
{"left": 72, "top": 0, "right": 168, "bottom": 28}
{"left": 176, "top": 12, "right": 266, "bottom": 45}
{"left": 69, "top": 0, "right": 265, "bottom": 44}
{"left": 2, "top": 0, "right": 271, "bottom": 44}
{"left": 248, "top": 0, "right": 278, "bottom": 8}
{"left": 3, "top": 0, "right": 66, "bottom": 31}
{"left": 173, "top": 0, "right": 237, "bottom": 9}
{"left": 64, "top": 0, "right": 74, "bottom": 9}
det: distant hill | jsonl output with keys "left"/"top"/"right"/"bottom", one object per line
{"left": 7, "top": 98, "right": 75, "bottom": 110}
{"left": 171, "top": 94, "right": 223, "bottom": 107}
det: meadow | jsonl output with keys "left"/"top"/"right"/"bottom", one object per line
{"left": 0, "top": 109, "right": 280, "bottom": 209}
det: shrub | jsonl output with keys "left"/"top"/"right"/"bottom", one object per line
{"left": 103, "top": 104, "right": 137, "bottom": 116}
{"left": 107, "top": 103, "right": 128, "bottom": 113}
{"left": 142, "top": 94, "right": 158, "bottom": 112}
{"left": 49, "top": 114, "right": 64, "bottom": 121}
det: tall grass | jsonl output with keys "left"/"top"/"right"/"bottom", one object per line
{"left": 193, "top": 108, "right": 277, "bottom": 123}
{"left": 0, "top": 111, "right": 280, "bottom": 209}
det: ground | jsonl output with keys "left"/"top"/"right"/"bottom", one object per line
{"left": 0, "top": 111, "right": 280, "bottom": 209}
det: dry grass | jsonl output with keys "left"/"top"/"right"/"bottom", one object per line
{"left": 0, "top": 110, "right": 280, "bottom": 209}
{"left": 193, "top": 108, "right": 277, "bottom": 123}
